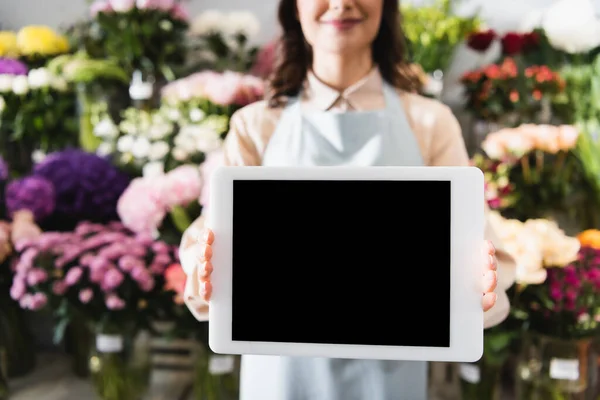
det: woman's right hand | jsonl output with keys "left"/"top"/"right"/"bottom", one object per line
{"left": 183, "top": 226, "right": 215, "bottom": 312}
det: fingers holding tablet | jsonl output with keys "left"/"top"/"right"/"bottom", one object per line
{"left": 197, "top": 227, "right": 214, "bottom": 302}
{"left": 482, "top": 292, "right": 497, "bottom": 312}
{"left": 482, "top": 240, "right": 498, "bottom": 312}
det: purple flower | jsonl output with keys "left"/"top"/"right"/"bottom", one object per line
{"left": 5, "top": 176, "right": 55, "bottom": 221}
{"left": 0, "top": 58, "right": 28, "bottom": 75}
{"left": 33, "top": 149, "right": 131, "bottom": 222}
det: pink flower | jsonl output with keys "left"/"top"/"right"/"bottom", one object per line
{"left": 170, "top": 3, "right": 189, "bottom": 21}
{"left": 118, "top": 255, "right": 142, "bottom": 272}
{"left": 105, "top": 294, "right": 126, "bottom": 310}
{"left": 79, "top": 288, "right": 94, "bottom": 304}
{"left": 251, "top": 39, "right": 278, "bottom": 79}
{"left": 64, "top": 267, "right": 83, "bottom": 286}
{"left": 26, "top": 268, "right": 48, "bottom": 286}
{"left": 10, "top": 279, "right": 26, "bottom": 300}
{"left": 136, "top": 0, "right": 174, "bottom": 10}
{"left": 199, "top": 149, "right": 225, "bottom": 209}
{"left": 139, "top": 276, "right": 155, "bottom": 292}
{"left": 21, "top": 293, "right": 47, "bottom": 310}
{"left": 90, "top": 0, "right": 113, "bottom": 16}
{"left": 117, "top": 177, "right": 167, "bottom": 234}
{"left": 107, "top": 0, "right": 135, "bottom": 12}
{"left": 204, "top": 71, "right": 265, "bottom": 106}
{"left": 101, "top": 268, "right": 124, "bottom": 291}
{"left": 159, "top": 165, "right": 202, "bottom": 208}
{"left": 89, "top": 256, "right": 109, "bottom": 271}
{"left": 52, "top": 281, "right": 68, "bottom": 296}
{"left": 151, "top": 241, "right": 170, "bottom": 254}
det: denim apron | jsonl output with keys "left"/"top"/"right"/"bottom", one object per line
{"left": 240, "top": 82, "right": 428, "bottom": 400}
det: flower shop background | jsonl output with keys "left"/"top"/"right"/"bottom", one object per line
{"left": 1, "top": 0, "right": 600, "bottom": 399}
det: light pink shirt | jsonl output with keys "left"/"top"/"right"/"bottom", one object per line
{"left": 182, "top": 68, "right": 516, "bottom": 328}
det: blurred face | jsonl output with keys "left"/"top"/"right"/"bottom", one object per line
{"left": 297, "top": 0, "right": 383, "bottom": 55}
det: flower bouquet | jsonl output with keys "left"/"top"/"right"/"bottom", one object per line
{"left": 472, "top": 212, "right": 582, "bottom": 400}
{"left": 9, "top": 220, "right": 179, "bottom": 399}
{"left": 89, "top": 0, "right": 189, "bottom": 81}
{"left": 461, "top": 57, "right": 565, "bottom": 124}
{"left": 0, "top": 58, "right": 77, "bottom": 176}
{"left": 187, "top": 10, "right": 260, "bottom": 74}
{"left": 2, "top": 149, "right": 131, "bottom": 232}
{"left": 401, "top": 0, "right": 481, "bottom": 75}
{"left": 0, "top": 26, "right": 70, "bottom": 69}
{"left": 472, "top": 124, "right": 583, "bottom": 226}
{"left": 466, "top": 29, "right": 541, "bottom": 60}
{"left": 46, "top": 51, "right": 130, "bottom": 152}
{"left": 510, "top": 229, "right": 600, "bottom": 399}
{"left": 117, "top": 164, "right": 202, "bottom": 244}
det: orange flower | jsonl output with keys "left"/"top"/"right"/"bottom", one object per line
{"left": 164, "top": 263, "right": 187, "bottom": 304}
{"left": 577, "top": 229, "right": 600, "bottom": 249}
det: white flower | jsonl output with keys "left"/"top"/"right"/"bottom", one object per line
{"left": 32, "top": 150, "right": 46, "bottom": 164}
{"left": 94, "top": 118, "right": 119, "bottom": 139}
{"left": 190, "top": 10, "right": 224, "bottom": 36}
{"left": 119, "top": 120, "right": 138, "bottom": 136}
{"left": 0, "top": 75, "right": 14, "bottom": 92}
{"left": 166, "top": 108, "right": 181, "bottom": 121}
{"left": 147, "top": 123, "right": 172, "bottom": 140}
{"left": 148, "top": 141, "right": 170, "bottom": 161}
{"left": 223, "top": 11, "right": 260, "bottom": 39}
{"left": 542, "top": 0, "right": 600, "bottom": 54}
{"left": 11, "top": 75, "right": 29, "bottom": 95}
{"left": 142, "top": 161, "right": 165, "bottom": 178}
{"left": 131, "top": 136, "right": 151, "bottom": 159}
{"left": 117, "top": 134, "right": 136, "bottom": 153}
{"left": 172, "top": 147, "right": 188, "bottom": 161}
{"left": 189, "top": 108, "right": 205, "bottom": 122}
{"left": 196, "top": 135, "right": 222, "bottom": 153}
{"left": 28, "top": 68, "right": 52, "bottom": 89}
{"left": 51, "top": 76, "right": 68, "bottom": 92}
{"left": 96, "top": 142, "right": 114, "bottom": 157}
{"left": 518, "top": 9, "right": 545, "bottom": 33}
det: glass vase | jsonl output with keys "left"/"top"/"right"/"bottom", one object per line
{"left": 89, "top": 328, "right": 152, "bottom": 400}
{"left": 65, "top": 316, "right": 93, "bottom": 378}
{"left": 0, "top": 299, "right": 36, "bottom": 378}
{"left": 0, "top": 347, "right": 8, "bottom": 400}
{"left": 192, "top": 342, "right": 240, "bottom": 400}
{"left": 459, "top": 359, "right": 502, "bottom": 400}
{"left": 515, "top": 333, "right": 598, "bottom": 400}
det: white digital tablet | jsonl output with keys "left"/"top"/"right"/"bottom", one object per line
{"left": 207, "top": 166, "right": 485, "bottom": 362}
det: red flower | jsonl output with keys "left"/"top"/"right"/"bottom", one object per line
{"left": 522, "top": 32, "right": 540, "bottom": 53}
{"left": 467, "top": 29, "right": 497, "bottom": 52}
{"left": 164, "top": 263, "right": 186, "bottom": 304}
{"left": 501, "top": 32, "right": 524, "bottom": 55}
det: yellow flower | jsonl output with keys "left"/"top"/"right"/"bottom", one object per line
{"left": 16, "top": 25, "right": 70, "bottom": 56}
{"left": 577, "top": 229, "right": 600, "bottom": 250}
{"left": 0, "top": 31, "right": 19, "bottom": 57}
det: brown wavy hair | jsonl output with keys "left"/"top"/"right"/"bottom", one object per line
{"left": 266, "top": 0, "right": 422, "bottom": 108}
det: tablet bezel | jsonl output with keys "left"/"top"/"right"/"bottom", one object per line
{"left": 207, "top": 166, "right": 485, "bottom": 362}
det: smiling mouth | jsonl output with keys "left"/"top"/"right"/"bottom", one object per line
{"left": 322, "top": 18, "right": 363, "bottom": 30}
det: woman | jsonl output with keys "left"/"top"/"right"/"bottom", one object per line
{"left": 181, "top": 0, "right": 516, "bottom": 399}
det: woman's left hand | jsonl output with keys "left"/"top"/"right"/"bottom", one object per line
{"left": 482, "top": 240, "right": 498, "bottom": 312}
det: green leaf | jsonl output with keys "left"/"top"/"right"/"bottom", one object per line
{"left": 169, "top": 205, "right": 192, "bottom": 233}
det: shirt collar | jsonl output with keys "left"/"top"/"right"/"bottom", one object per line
{"left": 302, "top": 67, "right": 384, "bottom": 111}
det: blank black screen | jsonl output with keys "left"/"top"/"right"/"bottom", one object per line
{"left": 231, "top": 180, "right": 451, "bottom": 348}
